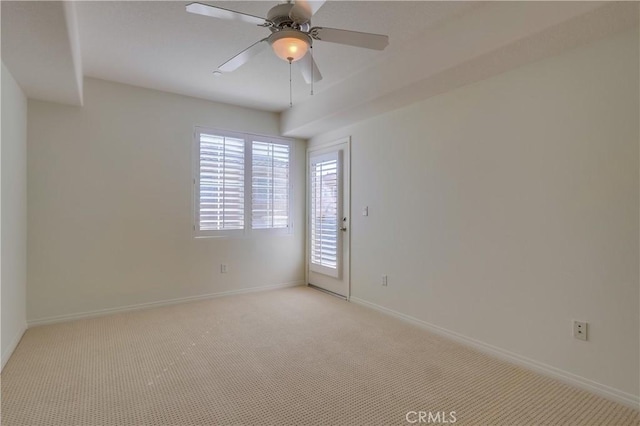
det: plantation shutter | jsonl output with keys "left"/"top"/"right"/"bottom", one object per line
{"left": 309, "top": 151, "right": 341, "bottom": 277}
{"left": 252, "top": 141, "right": 291, "bottom": 229}
{"left": 198, "top": 133, "right": 245, "bottom": 231}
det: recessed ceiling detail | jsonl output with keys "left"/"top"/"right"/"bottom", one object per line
{"left": 2, "top": 1, "right": 638, "bottom": 139}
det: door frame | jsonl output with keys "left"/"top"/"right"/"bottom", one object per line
{"left": 306, "top": 136, "right": 351, "bottom": 300}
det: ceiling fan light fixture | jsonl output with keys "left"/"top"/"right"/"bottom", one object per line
{"left": 268, "top": 30, "right": 310, "bottom": 62}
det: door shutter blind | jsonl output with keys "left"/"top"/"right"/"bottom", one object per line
{"left": 310, "top": 154, "right": 339, "bottom": 272}
{"left": 252, "top": 141, "right": 290, "bottom": 229}
{"left": 198, "top": 133, "right": 245, "bottom": 231}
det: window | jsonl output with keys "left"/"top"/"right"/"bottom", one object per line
{"left": 252, "top": 141, "right": 290, "bottom": 230}
{"left": 194, "top": 127, "right": 293, "bottom": 237}
{"left": 197, "top": 133, "right": 245, "bottom": 232}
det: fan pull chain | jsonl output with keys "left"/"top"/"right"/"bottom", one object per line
{"left": 288, "top": 59, "right": 293, "bottom": 108}
{"left": 310, "top": 45, "right": 314, "bottom": 96}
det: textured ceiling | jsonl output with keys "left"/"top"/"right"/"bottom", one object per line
{"left": 282, "top": 1, "right": 639, "bottom": 137}
{"left": 3, "top": 1, "right": 636, "bottom": 136}
{"left": 75, "top": 1, "right": 477, "bottom": 112}
{"left": 1, "top": 1, "right": 82, "bottom": 104}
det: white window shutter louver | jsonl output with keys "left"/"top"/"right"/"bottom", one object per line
{"left": 198, "top": 133, "right": 245, "bottom": 231}
{"left": 195, "top": 129, "right": 292, "bottom": 237}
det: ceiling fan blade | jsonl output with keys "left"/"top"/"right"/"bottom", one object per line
{"left": 218, "top": 38, "right": 269, "bottom": 73}
{"left": 296, "top": 51, "right": 323, "bottom": 84}
{"left": 289, "top": 0, "right": 326, "bottom": 24}
{"left": 310, "top": 27, "right": 389, "bottom": 50}
{"left": 186, "top": 2, "right": 268, "bottom": 26}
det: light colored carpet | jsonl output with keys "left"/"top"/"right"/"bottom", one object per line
{"left": 2, "top": 286, "right": 638, "bottom": 425}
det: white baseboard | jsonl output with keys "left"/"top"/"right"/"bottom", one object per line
{"left": 2, "top": 324, "right": 27, "bottom": 371}
{"left": 27, "top": 281, "right": 304, "bottom": 328}
{"left": 350, "top": 296, "right": 640, "bottom": 409}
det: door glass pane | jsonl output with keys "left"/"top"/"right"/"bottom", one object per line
{"left": 310, "top": 156, "right": 339, "bottom": 270}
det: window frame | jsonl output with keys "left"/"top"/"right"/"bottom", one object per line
{"left": 192, "top": 127, "right": 294, "bottom": 238}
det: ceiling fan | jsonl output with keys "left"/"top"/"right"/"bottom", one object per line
{"left": 185, "top": 0, "right": 390, "bottom": 84}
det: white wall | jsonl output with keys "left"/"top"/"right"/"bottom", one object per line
{"left": 310, "top": 29, "right": 639, "bottom": 402}
{"left": 1, "top": 62, "right": 28, "bottom": 369}
{"left": 27, "top": 78, "right": 305, "bottom": 322}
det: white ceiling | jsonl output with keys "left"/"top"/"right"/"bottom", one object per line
{"left": 2, "top": 1, "right": 638, "bottom": 138}
{"left": 74, "top": 1, "right": 477, "bottom": 112}
{"left": 1, "top": 1, "right": 82, "bottom": 105}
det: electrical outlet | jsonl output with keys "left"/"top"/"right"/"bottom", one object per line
{"left": 573, "top": 320, "right": 588, "bottom": 341}
{"left": 220, "top": 264, "right": 228, "bottom": 274}
{"left": 382, "top": 275, "right": 388, "bottom": 286}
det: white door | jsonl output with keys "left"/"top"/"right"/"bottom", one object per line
{"left": 307, "top": 139, "right": 350, "bottom": 298}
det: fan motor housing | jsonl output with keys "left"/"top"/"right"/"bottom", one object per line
{"left": 267, "top": 4, "right": 293, "bottom": 26}
{"left": 268, "top": 29, "right": 311, "bottom": 46}
{"left": 267, "top": 3, "right": 309, "bottom": 31}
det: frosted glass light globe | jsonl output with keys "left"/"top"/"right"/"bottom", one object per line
{"left": 269, "top": 30, "right": 310, "bottom": 62}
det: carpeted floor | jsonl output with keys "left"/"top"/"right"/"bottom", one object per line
{"left": 2, "top": 286, "right": 638, "bottom": 425}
